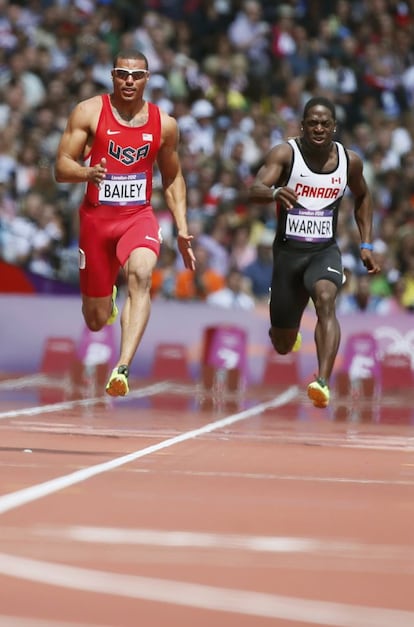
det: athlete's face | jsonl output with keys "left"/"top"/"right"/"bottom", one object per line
{"left": 111, "top": 58, "right": 149, "bottom": 100}
{"left": 301, "top": 105, "right": 336, "bottom": 149}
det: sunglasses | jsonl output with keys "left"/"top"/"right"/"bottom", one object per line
{"left": 113, "top": 68, "right": 149, "bottom": 81}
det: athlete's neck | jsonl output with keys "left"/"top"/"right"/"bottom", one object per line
{"left": 110, "top": 96, "right": 147, "bottom": 126}
{"left": 299, "top": 137, "right": 335, "bottom": 167}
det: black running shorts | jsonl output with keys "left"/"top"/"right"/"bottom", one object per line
{"left": 269, "top": 242, "right": 343, "bottom": 328}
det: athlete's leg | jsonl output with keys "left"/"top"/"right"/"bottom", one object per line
{"left": 81, "top": 294, "right": 114, "bottom": 331}
{"left": 268, "top": 249, "right": 309, "bottom": 354}
{"left": 311, "top": 278, "right": 340, "bottom": 382}
{"left": 116, "top": 247, "right": 158, "bottom": 368}
{"left": 304, "top": 245, "right": 343, "bottom": 384}
{"left": 79, "top": 204, "right": 119, "bottom": 331}
{"left": 269, "top": 326, "right": 301, "bottom": 354}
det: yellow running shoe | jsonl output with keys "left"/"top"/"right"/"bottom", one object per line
{"left": 106, "top": 285, "right": 118, "bottom": 325}
{"left": 292, "top": 331, "right": 302, "bottom": 352}
{"left": 307, "top": 377, "right": 330, "bottom": 408}
{"left": 106, "top": 365, "right": 129, "bottom": 397}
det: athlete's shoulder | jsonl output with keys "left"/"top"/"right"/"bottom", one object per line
{"left": 157, "top": 105, "right": 176, "bottom": 124}
{"left": 266, "top": 138, "right": 294, "bottom": 163}
{"left": 73, "top": 94, "right": 104, "bottom": 116}
{"left": 158, "top": 107, "right": 178, "bottom": 140}
{"left": 343, "top": 146, "right": 363, "bottom": 165}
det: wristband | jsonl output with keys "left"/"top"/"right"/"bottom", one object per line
{"left": 360, "top": 242, "right": 373, "bottom": 251}
{"left": 272, "top": 187, "right": 282, "bottom": 200}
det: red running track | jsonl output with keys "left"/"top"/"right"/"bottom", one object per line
{"left": 0, "top": 375, "right": 413, "bottom": 627}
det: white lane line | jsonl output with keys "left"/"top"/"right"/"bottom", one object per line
{"left": 132, "top": 469, "right": 414, "bottom": 486}
{"left": 37, "top": 526, "right": 414, "bottom": 564}
{"left": 0, "top": 552, "right": 412, "bottom": 627}
{"left": 0, "top": 374, "right": 57, "bottom": 390}
{"left": 0, "top": 381, "right": 172, "bottom": 420}
{"left": 0, "top": 387, "right": 298, "bottom": 515}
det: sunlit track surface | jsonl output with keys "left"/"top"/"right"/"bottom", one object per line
{"left": 0, "top": 373, "right": 413, "bottom": 626}
{"left": 0, "top": 375, "right": 413, "bottom": 452}
{"left": 0, "top": 422, "right": 413, "bottom": 453}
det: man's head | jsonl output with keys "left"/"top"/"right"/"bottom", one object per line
{"left": 111, "top": 50, "right": 150, "bottom": 96}
{"left": 301, "top": 97, "right": 337, "bottom": 148}
{"left": 113, "top": 49, "right": 148, "bottom": 70}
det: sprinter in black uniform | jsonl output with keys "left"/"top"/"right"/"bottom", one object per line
{"left": 248, "top": 97, "right": 380, "bottom": 408}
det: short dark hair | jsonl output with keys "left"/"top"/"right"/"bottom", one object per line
{"left": 303, "top": 97, "right": 336, "bottom": 120}
{"left": 113, "top": 50, "right": 148, "bottom": 70}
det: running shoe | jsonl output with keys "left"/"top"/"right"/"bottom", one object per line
{"left": 292, "top": 331, "right": 302, "bottom": 352}
{"left": 106, "top": 285, "right": 118, "bottom": 325}
{"left": 106, "top": 365, "right": 129, "bottom": 397}
{"left": 307, "top": 377, "right": 330, "bottom": 408}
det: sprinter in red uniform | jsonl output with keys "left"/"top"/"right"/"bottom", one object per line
{"left": 55, "top": 49, "right": 196, "bottom": 396}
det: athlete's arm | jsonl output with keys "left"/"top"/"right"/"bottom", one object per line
{"left": 248, "top": 143, "right": 297, "bottom": 208}
{"left": 347, "top": 150, "right": 380, "bottom": 274}
{"left": 55, "top": 97, "right": 107, "bottom": 187}
{"left": 157, "top": 112, "right": 195, "bottom": 271}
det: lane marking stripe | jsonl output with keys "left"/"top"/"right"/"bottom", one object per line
{"left": 37, "top": 526, "right": 414, "bottom": 564}
{"left": 0, "top": 552, "right": 412, "bottom": 626}
{"left": 144, "top": 469, "right": 414, "bottom": 485}
{"left": 0, "top": 387, "right": 298, "bottom": 515}
{"left": 0, "top": 382, "right": 172, "bottom": 420}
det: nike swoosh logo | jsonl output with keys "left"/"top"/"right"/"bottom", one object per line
{"left": 107, "top": 130, "right": 121, "bottom": 135}
{"left": 327, "top": 266, "right": 341, "bottom": 275}
{"left": 145, "top": 235, "right": 159, "bottom": 243}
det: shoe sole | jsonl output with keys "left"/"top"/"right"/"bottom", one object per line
{"left": 106, "top": 376, "right": 129, "bottom": 397}
{"left": 307, "top": 385, "right": 329, "bottom": 408}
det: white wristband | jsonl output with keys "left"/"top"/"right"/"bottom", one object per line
{"left": 272, "top": 187, "right": 282, "bottom": 200}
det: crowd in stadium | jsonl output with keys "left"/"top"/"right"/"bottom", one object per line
{"left": 1, "top": 0, "right": 414, "bottom": 313}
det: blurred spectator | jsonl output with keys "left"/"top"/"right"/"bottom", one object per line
{"left": 2, "top": 49, "right": 46, "bottom": 109}
{"left": 206, "top": 267, "right": 255, "bottom": 310}
{"left": 369, "top": 238, "right": 397, "bottom": 298}
{"left": 397, "top": 254, "right": 414, "bottom": 312}
{"left": 147, "top": 72, "right": 174, "bottom": 114}
{"left": 151, "top": 244, "right": 178, "bottom": 300}
{"left": 187, "top": 99, "right": 216, "bottom": 156}
{"left": 229, "top": 222, "right": 257, "bottom": 271}
{"left": 197, "top": 213, "right": 231, "bottom": 276}
{"left": 227, "top": 0, "right": 271, "bottom": 83}
{"left": 175, "top": 241, "right": 225, "bottom": 301}
{"left": 337, "top": 272, "right": 392, "bottom": 315}
{"left": 242, "top": 228, "right": 273, "bottom": 299}
{"left": 1, "top": 0, "right": 414, "bottom": 307}
{"left": 0, "top": 133, "right": 16, "bottom": 186}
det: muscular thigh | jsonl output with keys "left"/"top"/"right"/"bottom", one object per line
{"left": 79, "top": 204, "right": 161, "bottom": 298}
{"left": 117, "top": 209, "right": 161, "bottom": 267}
{"left": 269, "top": 247, "right": 310, "bottom": 328}
{"left": 79, "top": 204, "right": 119, "bottom": 297}
{"left": 303, "top": 244, "right": 343, "bottom": 295}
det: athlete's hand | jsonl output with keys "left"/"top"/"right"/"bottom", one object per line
{"left": 177, "top": 233, "right": 196, "bottom": 271}
{"left": 360, "top": 249, "right": 381, "bottom": 274}
{"left": 274, "top": 185, "right": 297, "bottom": 209}
{"left": 89, "top": 157, "right": 107, "bottom": 188}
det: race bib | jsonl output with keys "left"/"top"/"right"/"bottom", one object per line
{"left": 285, "top": 208, "right": 333, "bottom": 242}
{"left": 98, "top": 172, "right": 147, "bottom": 206}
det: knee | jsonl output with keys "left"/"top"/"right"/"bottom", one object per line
{"left": 314, "top": 290, "right": 336, "bottom": 316}
{"left": 84, "top": 316, "right": 105, "bottom": 332}
{"left": 82, "top": 307, "right": 108, "bottom": 331}
{"left": 269, "top": 328, "right": 293, "bottom": 354}
{"left": 128, "top": 268, "right": 152, "bottom": 292}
